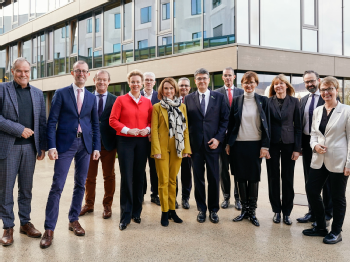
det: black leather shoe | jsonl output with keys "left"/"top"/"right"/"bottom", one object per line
{"left": 132, "top": 217, "right": 141, "bottom": 224}
{"left": 197, "top": 211, "right": 206, "bottom": 223}
{"left": 161, "top": 212, "right": 169, "bottom": 227}
{"left": 283, "top": 215, "right": 292, "bottom": 225}
{"left": 151, "top": 195, "right": 161, "bottom": 206}
{"left": 119, "top": 223, "right": 127, "bottom": 231}
{"left": 312, "top": 220, "right": 330, "bottom": 228}
{"left": 221, "top": 199, "right": 230, "bottom": 209}
{"left": 169, "top": 210, "right": 183, "bottom": 223}
{"left": 273, "top": 213, "right": 281, "bottom": 223}
{"left": 234, "top": 199, "right": 242, "bottom": 211}
{"left": 297, "top": 213, "right": 316, "bottom": 223}
{"left": 209, "top": 211, "right": 219, "bottom": 223}
{"left": 323, "top": 232, "right": 342, "bottom": 244}
{"left": 182, "top": 199, "right": 190, "bottom": 209}
{"left": 302, "top": 227, "right": 328, "bottom": 237}
{"left": 175, "top": 201, "right": 179, "bottom": 209}
{"left": 249, "top": 214, "right": 260, "bottom": 227}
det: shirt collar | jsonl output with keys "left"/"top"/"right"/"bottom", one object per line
{"left": 13, "top": 80, "right": 30, "bottom": 89}
{"left": 310, "top": 89, "right": 320, "bottom": 96}
{"left": 95, "top": 90, "right": 107, "bottom": 96}
{"left": 198, "top": 89, "right": 210, "bottom": 96}
{"left": 72, "top": 83, "right": 85, "bottom": 93}
{"left": 143, "top": 89, "right": 153, "bottom": 96}
{"left": 128, "top": 91, "right": 141, "bottom": 100}
{"left": 224, "top": 85, "right": 235, "bottom": 90}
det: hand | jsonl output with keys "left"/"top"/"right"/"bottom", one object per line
{"left": 92, "top": 151, "right": 100, "bottom": 160}
{"left": 299, "top": 151, "right": 303, "bottom": 156}
{"left": 139, "top": 129, "right": 149, "bottom": 136}
{"left": 37, "top": 150, "right": 45, "bottom": 160}
{"left": 344, "top": 167, "right": 350, "bottom": 176}
{"left": 291, "top": 151, "right": 300, "bottom": 161}
{"left": 127, "top": 129, "right": 140, "bottom": 136}
{"left": 21, "top": 128, "right": 34, "bottom": 139}
{"left": 225, "top": 145, "right": 230, "bottom": 155}
{"left": 154, "top": 154, "right": 161, "bottom": 159}
{"left": 183, "top": 153, "right": 189, "bottom": 158}
{"left": 48, "top": 149, "right": 58, "bottom": 160}
{"left": 315, "top": 144, "right": 327, "bottom": 154}
{"left": 208, "top": 138, "right": 220, "bottom": 150}
{"left": 260, "top": 148, "right": 270, "bottom": 159}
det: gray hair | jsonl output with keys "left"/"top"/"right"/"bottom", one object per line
{"left": 94, "top": 70, "right": 111, "bottom": 81}
{"left": 223, "top": 67, "right": 235, "bottom": 74}
{"left": 303, "top": 70, "right": 320, "bottom": 79}
{"left": 178, "top": 77, "right": 190, "bottom": 83}
{"left": 12, "top": 57, "right": 31, "bottom": 69}
{"left": 194, "top": 68, "right": 209, "bottom": 78}
{"left": 72, "top": 60, "right": 89, "bottom": 71}
{"left": 143, "top": 72, "right": 156, "bottom": 80}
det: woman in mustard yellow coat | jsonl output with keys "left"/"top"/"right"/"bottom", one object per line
{"left": 151, "top": 78, "right": 191, "bottom": 227}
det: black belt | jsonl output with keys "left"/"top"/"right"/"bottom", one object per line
{"left": 76, "top": 132, "right": 83, "bottom": 138}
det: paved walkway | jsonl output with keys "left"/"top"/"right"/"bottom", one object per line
{"left": 1, "top": 158, "right": 349, "bottom": 261}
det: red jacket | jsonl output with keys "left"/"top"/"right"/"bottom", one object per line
{"left": 109, "top": 94, "right": 152, "bottom": 137}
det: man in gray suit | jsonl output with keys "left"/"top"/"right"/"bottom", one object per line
{"left": 215, "top": 67, "right": 244, "bottom": 210}
{"left": 0, "top": 58, "right": 47, "bottom": 246}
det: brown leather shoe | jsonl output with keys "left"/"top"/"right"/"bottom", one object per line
{"left": 103, "top": 206, "right": 112, "bottom": 219}
{"left": 20, "top": 222, "right": 42, "bottom": 238}
{"left": 79, "top": 205, "right": 94, "bottom": 216}
{"left": 1, "top": 228, "right": 14, "bottom": 246}
{"left": 68, "top": 221, "right": 85, "bottom": 236}
{"left": 40, "top": 230, "right": 54, "bottom": 249}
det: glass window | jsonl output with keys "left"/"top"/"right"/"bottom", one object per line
{"left": 71, "top": 21, "right": 78, "bottom": 54}
{"left": 163, "top": 3, "right": 170, "bottom": 19}
{"left": 213, "top": 24, "right": 222, "bottom": 37}
{"left": 302, "top": 29, "right": 317, "bottom": 52}
{"left": 30, "top": 0, "right": 35, "bottom": 17}
{"left": 138, "top": 40, "right": 148, "bottom": 49}
{"left": 49, "top": 0, "right": 56, "bottom": 11}
{"left": 160, "top": 0, "right": 170, "bottom": 30}
{"left": 79, "top": 13, "right": 93, "bottom": 69}
{"left": 0, "top": 8, "right": 3, "bottom": 34}
{"left": 104, "top": 2, "right": 122, "bottom": 66}
{"left": 261, "top": 0, "right": 300, "bottom": 50}
{"left": 291, "top": 76, "right": 309, "bottom": 99}
{"left": 174, "top": 0, "right": 202, "bottom": 54}
{"left": 108, "top": 84, "right": 122, "bottom": 96}
{"left": 318, "top": 0, "right": 342, "bottom": 55}
{"left": 236, "top": 0, "right": 248, "bottom": 44}
{"left": 54, "top": 25, "right": 66, "bottom": 75}
{"left": 123, "top": 0, "right": 132, "bottom": 40}
{"left": 250, "top": 0, "right": 259, "bottom": 45}
{"left": 344, "top": 80, "right": 350, "bottom": 105}
{"left": 115, "top": 13, "right": 121, "bottom": 29}
{"left": 22, "top": 39, "right": 32, "bottom": 63}
{"left": 3, "top": 4, "right": 11, "bottom": 33}
{"left": 213, "top": 0, "right": 221, "bottom": 9}
{"left": 33, "top": 37, "right": 37, "bottom": 64}
{"left": 36, "top": 0, "right": 48, "bottom": 17}
{"left": 122, "top": 43, "right": 133, "bottom": 63}
{"left": 13, "top": 0, "right": 18, "bottom": 23}
{"left": 86, "top": 18, "right": 92, "bottom": 33}
{"left": 95, "top": 12, "right": 102, "bottom": 48}
{"left": 303, "top": 0, "right": 316, "bottom": 26}
{"left": 344, "top": 0, "right": 350, "bottom": 56}
{"left": 48, "top": 31, "right": 53, "bottom": 60}
{"left": 192, "top": 32, "right": 201, "bottom": 40}
{"left": 39, "top": 33, "right": 46, "bottom": 78}
{"left": 191, "top": 0, "right": 201, "bottom": 15}
{"left": 93, "top": 50, "right": 102, "bottom": 68}
{"left": 0, "top": 48, "right": 6, "bottom": 83}
{"left": 141, "top": 6, "right": 151, "bottom": 24}
{"left": 18, "top": 0, "right": 28, "bottom": 25}
{"left": 158, "top": 35, "right": 172, "bottom": 57}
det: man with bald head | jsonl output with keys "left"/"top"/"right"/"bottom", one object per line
{"left": 80, "top": 70, "right": 117, "bottom": 219}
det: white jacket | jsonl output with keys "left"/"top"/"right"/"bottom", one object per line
{"left": 310, "top": 102, "right": 350, "bottom": 173}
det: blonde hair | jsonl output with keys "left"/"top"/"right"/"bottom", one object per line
{"left": 127, "top": 69, "right": 144, "bottom": 83}
{"left": 320, "top": 76, "right": 339, "bottom": 90}
{"left": 158, "top": 78, "right": 180, "bottom": 100}
{"left": 269, "top": 74, "right": 295, "bottom": 97}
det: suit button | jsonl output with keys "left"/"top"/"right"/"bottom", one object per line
{"left": 262, "top": 119, "right": 264, "bottom": 121}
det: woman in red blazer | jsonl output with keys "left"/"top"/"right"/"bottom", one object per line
{"left": 110, "top": 70, "right": 152, "bottom": 231}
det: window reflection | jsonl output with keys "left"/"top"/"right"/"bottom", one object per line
{"left": 39, "top": 34, "right": 46, "bottom": 78}
{"left": 95, "top": 12, "right": 102, "bottom": 48}
{"left": 54, "top": 25, "right": 66, "bottom": 75}
{"left": 78, "top": 13, "right": 93, "bottom": 69}
{"left": 123, "top": 0, "right": 132, "bottom": 40}
{"left": 160, "top": 0, "right": 170, "bottom": 31}
{"left": 250, "top": 0, "right": 259, "bottom": 45}
{"left": 344, "top": 0, "right": 350, "bottom": 56}
{"left": 122, "top": 43, "right": 134, "bottom": 63}
{"left": 158, "top": 35, "right": 172, "bottom": 57}
{"left": 104, "top": 2, "right": 121, "bottom": 66}
{"left": 0, "top": 48, "right": 6, "bottom": 83}
{"left": 18, "top": 0, "right": 29, "bottom": 26}
{"left": 302, "top": 29, "right": 317, "bottom": 52}
{"left": 36, "top": 0, "right": 48, "bottom": 18}
{"left": 236, "top": 0, "right": 248, "bottom": 44}
{"left": 303, "top": 0, "right": 316, "bottom": 26}
{"left": 22, "top": 39, "right": 32, "bottom": 64}
{"left": 3, "top": 4, "right": 11, "bottom": 33}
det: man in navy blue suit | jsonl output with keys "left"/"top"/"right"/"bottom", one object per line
{"left": 40, "top": 61, "right": 101, "bottom": 249}
{"left": 184, "top": 68, "right": 229, "bottom": 223}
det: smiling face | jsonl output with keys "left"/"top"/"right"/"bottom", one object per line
{"left": 303, "top": 73, "right": 320, "bottom": 94}
{"left": 273, "top": 79, "right": 287, "bottom": 97}
{"left": 178, "top": 79, "right": 191, "bottom": 97}
{"left": 128, "top": 75, "right": 142, "bottom": 96}
{"left": 195, "top": 73, "right": 210, "bottom": 93}
{"left": 143, "top": 75, "right": 156, "bottom": 92}
{"left": 222, "top": 69, "right": 236, "bottom": 88}
{"left": 11, "top": 61, "right": 31, "bottom": 88}
{"left": 71, "top": 62, "right": 90, "bottom": 87}
{"left": 319, "top": 83, "right": 338, "bottom": 103}
{"left": 94, "top": 72, "right": 110, "bottom": 94}
{"left": 162, "top": 81, "right": 175, "bottom": 100}
{"left": 242, "top": 77, "right": 257, "bottom": 93}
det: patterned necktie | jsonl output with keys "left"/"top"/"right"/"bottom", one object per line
{"left": 98, "top": 94, "right": 103, "bottom": 117}
{"left": 228, "top": 88, "right": 233, "bottom": 107}
{"left": 309, "top": 94, "right": 315, "bottom": 133}
{"left": 200, "top": 94, "right": 205, "bottom": 116}
{"left": 77, "top": 88, "right": 83, "bottom": 133}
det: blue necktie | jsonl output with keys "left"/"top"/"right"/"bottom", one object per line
{"left": 309, "top": 94, "right": 315, "bottom": 133}
{"left": 98, "top": 94, "right": 103, "bottom": 117}
{"left": 200, "top": 94, "right": 205, "bottom": 116}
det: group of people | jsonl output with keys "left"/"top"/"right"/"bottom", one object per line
{"left": 0, "top": 58, "right": 349, "bottom": 249}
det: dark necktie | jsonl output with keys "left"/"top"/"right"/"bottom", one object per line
{"left": 98, "top": 94, "right": 104, "bottom": 117}
{"left": 200, "top": 94, "right": 205, "bottom": 115}
{"left": 309, "top": 94, "right": 315, "bottom": 133}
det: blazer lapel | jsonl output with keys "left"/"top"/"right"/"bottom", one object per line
{"left": 160, "top": 106, "right": 169, "bottom": 129}
{"left": 29, "top": 86, "right": 38, "bottom": 124}
{"left": 324, "top": 103, "right": 342, "bottom": 136}
{"left": 80, "top": 88, "right": 88, "bottom": 114}
{"left": 69, "top": 85, "right": 79, "bottom": 114}
{"left": 205, "top": 91, "right": 216, "bottom": 117}
{"left": 193, "top": 91, "right": 204, "bottom": 117}
{"left": 280, "top": 95, "right": 290, "bottom": 117}
{"left": 100, "top": 93, "right": 112, "bottom": 119}
{"left": 272, "top": 96, "right": 281, "bottom": 118}
{"left": 237, "top": 95, "right": 244, "bottom": 123}
{"left": 7, "top": 82, "right": 19, "bottom": 116}
{"left": 221, "top": 87, "right": 229, "bottom": 107}
{"left": 233, "top": 87, "right": 241, "bottom": 97}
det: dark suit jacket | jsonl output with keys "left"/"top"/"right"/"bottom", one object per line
{"left": 215, "top": 86, "right": 244, "bottom": 109}
{"left": 141, "top": 90, "right": 160, "bottom": 105}
{"left": 184, "top": 90, "right": 229, "bottom": 153}
{"left": 98, "top": 92, "right": 117, "bottom": 151}
{"left": 300, "top": 92, "right": 324, "bottom": 120}
{"left": 227, "top": 93, "right": 270, "bottom": 148}
{"left": 0, "top": 81, "right": 47, "bottom": 159}
{"left": 47, "top": 85, "right": 101, "bottom": 154}
{"left": 268, "top": 95, "right": 302, "bottom": 152}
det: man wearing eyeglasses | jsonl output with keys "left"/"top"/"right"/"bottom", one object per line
{"left": 297, "top": 70, "right": 333, "bottom": 224}
{"left": 40, "top": 61, "right": 101, "bottom": 249}
{"left": 140, "top": 72, "right": 161, "bottom": 206}
{"left": 184, "top": 68, "right": 229, "bottom": 223}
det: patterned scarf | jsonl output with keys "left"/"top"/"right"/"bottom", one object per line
{"left": 160, "top": 96, "right": 187, "bottom": 157}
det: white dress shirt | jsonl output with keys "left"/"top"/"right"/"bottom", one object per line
{"left": 224, "top": 85, "right": 235, "bottom": 98}
{"left": 303, "top": 89, "right": 321, "bottom": 135}
{"left": 94, "top": 90, "right": 108, "bottom": 112}
{"left": 198, "top": 89, "right": 210, "bottom": 115}
{"left": 72, "top": 83, "right": 85, "bottom": 104}
{"left": 143, "top": 89, "right": 153, "bottom": 100}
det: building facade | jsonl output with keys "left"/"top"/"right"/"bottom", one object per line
{"left": 0, "top": 0, "right": 349, "bottom": 108}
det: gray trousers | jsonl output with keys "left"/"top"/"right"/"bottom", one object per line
{"left": 0, "top": 143, "right": 36, "bottom": 229}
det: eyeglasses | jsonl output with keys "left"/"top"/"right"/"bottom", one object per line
{"left": 242, "top": 82, "right": 256, "bottom": 86}
{"left": 319, "top": 87, "right": 335, "bottom": 93}
{"left": 196, "top": 77, "right": 208, "bottom": 81}
{"left": 144, "top": 79, "right": 155, "bottom": 82}
{"left": 96, "top": 78, "right": 109, "bottom": 82}
{"left": 179, "top": 85, "right": 190, "bottom": 87}
{"left": 304, "top": 80, "right": 317, "bottom": 85}
{"left": 74, "top": 69, "right": 89, "bottom": 74}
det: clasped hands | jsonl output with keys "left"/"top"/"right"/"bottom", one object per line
{"left": 127, "top": 128, "right": 149, "bottom": 136}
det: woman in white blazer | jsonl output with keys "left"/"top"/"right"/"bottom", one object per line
{"left": 302, "top": 76, "right": 350, "bottom": 245}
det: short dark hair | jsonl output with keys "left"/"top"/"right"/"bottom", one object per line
{"left": 194, "top": 68, "right": 209, "bottom": 78}
{"left": 241, "top": 71, "right": 259, "bottom": 86}
{"left": 303, "top": 70, "right": 319, "bottom": 79}
{"left": 72, "top": 60, "right": 89, "bottom": 70}
{"left": 223, "top": 67, "right": 235, "bottom": 74}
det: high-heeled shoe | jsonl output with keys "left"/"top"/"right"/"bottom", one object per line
{"left": 161, "top": 212, "right": 169, "bottom": 227}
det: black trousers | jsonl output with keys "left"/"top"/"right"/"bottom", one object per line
{"left": 143, "top": 141, "right": 158, "bottom": 197}
{"left": 302, "top": 134, "right": 333, "bottom": 219}
{"left": 176, "top": 156, "right": 192, "bottom": 200}
{"left": 219, "top": 149, "right": 239, "bottom": 200}
{"left": 307, "top": 165, "right": 348, "bottom": 234}
{"left": 266, "top": 142, "right": 295, "bottom": 215}
{"left": 118, "top": 136, "right": 148, "bottom": 224}
{"left": 192, "top": 143, "right": 220, "bottom": 213}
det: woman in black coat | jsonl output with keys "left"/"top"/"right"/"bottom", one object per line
{"left": 266, "top": 74, "right": 302, "bottom": 225}
{"left": 226, "top": 71, "right": 270, "bottom": 227}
